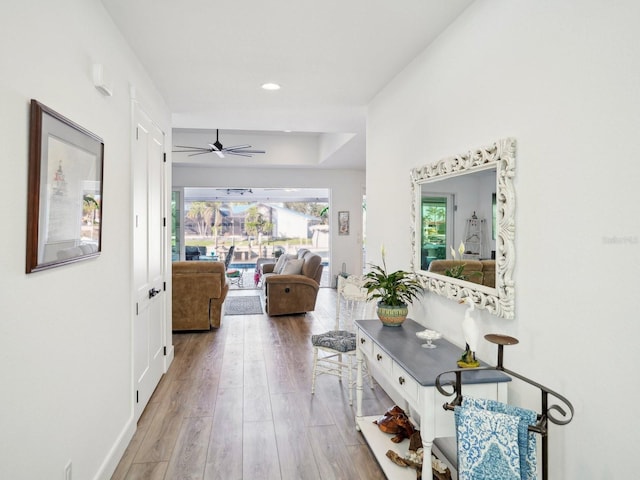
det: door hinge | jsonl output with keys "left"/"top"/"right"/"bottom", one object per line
{"left": 163, "top": 281, "right": 166, "bottom": 291}
{"left": 136, "top": 127, "right": 139, "bottom": 140}
{"left": 163, "top": 152, "right": 167, "bottom": 163}
{"left": 136, "top": 390, "right": 139, "bottom": 403}
{"left": 163, "top": 346, "right": 167, "bottom": 356}
{"left": 135, "top": 302, "right": 139, "bottom": 315}
{"left": 163, "top": 217, "right": 166, "bottom": 227}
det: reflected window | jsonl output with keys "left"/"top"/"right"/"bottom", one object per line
{"left": 421, "top": 195, "right": 453, "bottom": 269}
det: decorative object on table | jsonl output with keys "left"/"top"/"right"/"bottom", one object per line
{"left": 457, "top": 297, "right": 480, "bottom": 368}
{"left": 374, "top": 405, "right": 417, "bottom": 443}
{"left": 338, "top": 210, "right": 350, "bottom": 235}
{"left": 416, "top": 328, "right": 442, "bottom": 349}
{"left": 363, "top": 246, "right": 423, "bottom": 326}
{"left": 26, "top": 100, "right": 104, "bottom": 273}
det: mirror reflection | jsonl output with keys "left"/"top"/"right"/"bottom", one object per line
{"left": 420, "top": 167, "right": 496, "bottom": 286}
{"left": 410, "top": 138, "right": 516, "bottom": 319}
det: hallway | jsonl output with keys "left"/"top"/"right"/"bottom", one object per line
{"left": 111, "top": 289, "right": 391, "bottom": 479}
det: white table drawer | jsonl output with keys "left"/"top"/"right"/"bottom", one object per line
{"left": 372, "top": 343, "right": 392, "bottom": 375}
{"left": 392, "top": 362, "right": 419, "bottom": 404}
{"left": 357, "top": 329, "right": 373, "bottom": 356}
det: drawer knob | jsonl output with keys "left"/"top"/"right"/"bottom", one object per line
{"left": 376, "top": 353, "right": 382, "bottom": 361}
{"left": 398, "top": 377, "right": 405, "bottom": 385}
{"left": 360, "top": 338, "right": 366, "bottom": 344}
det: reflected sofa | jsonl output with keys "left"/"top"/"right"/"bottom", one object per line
{"left": 428, "top": 259, "right": 495, "bottom": 288}
{"left": 262, "top": 249, "right": 323, "bottom": 316}
{"left": 172, "top": 261, "right": 229, "bottom": 330}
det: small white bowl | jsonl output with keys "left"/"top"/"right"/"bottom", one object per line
{"left": 416, "top": 329, "right": 442, "bottom": 340}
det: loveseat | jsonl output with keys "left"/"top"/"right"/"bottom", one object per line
{"left": 262, "top": 249, "right": 323, "bottom": 316}
{"left": 427, "top": 259, "right": 495, "bottom": 288}
{"left": 172, "top": 261, "right": 229, "bottom": 330}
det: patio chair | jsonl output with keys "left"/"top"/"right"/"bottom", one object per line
{"left": 224, "top": 246, "right": 243, "bottom": 286}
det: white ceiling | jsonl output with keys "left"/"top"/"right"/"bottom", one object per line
{"left": 101, "top": 0, "right": 473, "bottom": 169}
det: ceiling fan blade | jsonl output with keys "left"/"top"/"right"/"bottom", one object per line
{"left": 236, "top": 149, "right": 266, "bottom": 154}
{"left": 188, "top": 151, "right": 215, "bottom": 157}
{"left": 224, "top": 144, "right": 251, "bottom": 151}
{"left": 225, "top": 151, "right": 252, "bottom": 157}
{"left": 173, "top": 145, "right": 212, "bottom": 153}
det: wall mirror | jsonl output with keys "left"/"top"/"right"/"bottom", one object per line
{"left": 410, "top": 138, "right": 515, "bottom": 318}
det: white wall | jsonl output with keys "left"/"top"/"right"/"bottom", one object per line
{"left": 173, "top": 166, "right": 365, "bottom": 282}
{"left": 0, "top": 1, "right": 170, "bottom": 479}
{"left": 367, "top": 1, "right": 639, "bottom": 478}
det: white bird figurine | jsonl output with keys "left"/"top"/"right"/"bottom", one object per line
{"left": 457, "top": 297, "right": 480, "bottom": 367}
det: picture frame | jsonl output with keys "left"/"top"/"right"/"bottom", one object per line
{"left": 26, "top": 100, "right": 104, "bottom": 273}
{"left": 338, "top": 211, "right": 350, "bottom": 235}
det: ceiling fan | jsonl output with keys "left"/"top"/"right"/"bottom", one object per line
{"left": 173, "top": 129, "right": 266, "bottom": 158}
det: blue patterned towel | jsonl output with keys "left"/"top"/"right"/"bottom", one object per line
{"left": 455, "top": 406, "right": 522, "bottom": 480}
{"left": 462, "top": 398, "right": 537, "bottom": 480}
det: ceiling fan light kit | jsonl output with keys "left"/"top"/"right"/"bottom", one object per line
{"left": 173, "top": 129, "right": 266, "bottom": 158}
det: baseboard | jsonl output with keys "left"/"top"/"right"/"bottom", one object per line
{"left": 165, "top": 344, "right": 175, "bottom": 370}
{"left": 92, "top": 415, "right": 136, "bottom": 480}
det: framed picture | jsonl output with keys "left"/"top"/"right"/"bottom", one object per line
{"left": 26, "top": 100, "right": 104, "bottom": 273}
{"left": 338, "top": 211, "right": 350, "bottom": 235}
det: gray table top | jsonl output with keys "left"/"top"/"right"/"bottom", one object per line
{"left": 356, "top": 319, "right": 511, "bottom": 387}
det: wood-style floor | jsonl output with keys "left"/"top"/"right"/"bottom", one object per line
{"left": 111, "top": 288, "right": 393, "bottom": 480}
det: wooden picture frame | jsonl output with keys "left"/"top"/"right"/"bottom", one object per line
{"left": 26, "top": 100, "right": 104, "bottom": 273}
{"left": 338, "top": 211, "right": 350, "bottom": 235}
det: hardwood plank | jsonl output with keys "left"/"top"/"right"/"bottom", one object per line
{"left": 122, "top": 462, "right": 168, "bottom": 480}
{"left": 133, "top": 401, "right": 188, "bottom": 463}
{"left": 271, "top": 393, "right": 321, "bottom": 480}
{"left": 204, "top": 387, "right": 243, "bottom": 480}
{"left": 307, "top": 425, "right": 362, "bottom": 480}
{"left": 243, "top": 420, "right": 281, "bottom": 480}
{"left": 109, "top": 432, "right": 146, "bottom": 480}
{"left": 165, "top": 416, "right": 213, "bottom": 480}
{"left": 346, "top": 444, "right": 387, "bottom": 480}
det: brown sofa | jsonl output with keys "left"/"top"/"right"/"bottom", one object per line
{"left": 172, "top": 261, "right": 229, "bottom": 330}
{"left": 428, "top": 259, "right": 495, "bottom": 288}
{"left": 263, "top": 250, "right": 323, "bottom": 316}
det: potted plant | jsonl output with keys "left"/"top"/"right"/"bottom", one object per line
{"left": 363, "top": 247, "right": 423, "bottom": 326}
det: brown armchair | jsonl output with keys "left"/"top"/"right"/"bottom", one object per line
{"left": 264, "top": 250, "right": 323, "bottom": 316}
{"left": 172, "top": 261, "right": 229, "bottom": 330}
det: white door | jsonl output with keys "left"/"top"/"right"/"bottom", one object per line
{"left": 132, "top": 103, "right": 166, "bottom": 421}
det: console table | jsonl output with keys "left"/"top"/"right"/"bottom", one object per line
{"left": 355, "top": 319, "right": 511, "bottom": 479}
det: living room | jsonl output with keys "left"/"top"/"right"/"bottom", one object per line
{"left": 1, "top": 1, "right": 638, "bottom": 479}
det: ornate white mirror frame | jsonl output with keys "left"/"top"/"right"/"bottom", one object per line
{"left": 410, "top": 138, "right": 516, "bottom": 319}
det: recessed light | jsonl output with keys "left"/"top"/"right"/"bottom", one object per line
{"left": 261, "top": 82, "right": 281, "bottom": 91}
